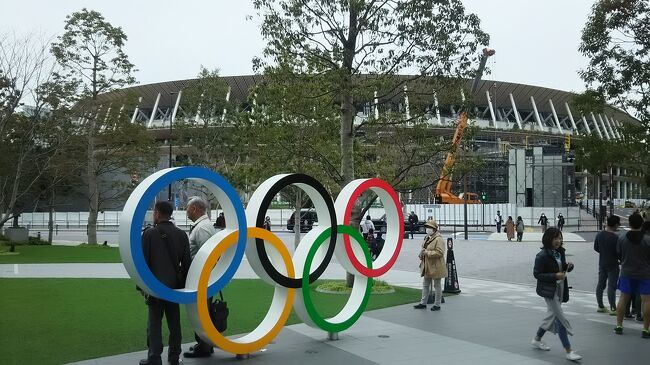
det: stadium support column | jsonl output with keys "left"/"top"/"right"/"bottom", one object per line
{"left": 598, "top": 114, "right": 611, "bottom": 140}
{"left": 590, "top": 112, "right": 604, "bottom": 138}
{"left": 374, "top": 91, "right": 379, "bottom": 119}
{"left": 603, "top": 114, "right": 622, "bottom": 139}
{"left": 581, "top": 115, "right": 592, "bottom": 135}
{"left": 404, "top": 85, "right": 411, "bottom": 122}
{"left": 148, "top": 93, "right": 161, "bottom": 128}
{"left": 509, "top": 93, "right": 523, "bottom": 130}
{"left": 486, "top": 90, "right": 496, "bottom": 128}
{"left": 549, "top": 99, "right": 564, "bottom": 134}
{"left": 434, "top": 91, "right": 442, "bottom": 125}
{"left": 530, "top": 96, "right": 545, "bottom": 132}
{"left": 131, "top": 97, "right": 142, "bottom": 124}
{"left": 565, "top": 103, "right": 579, "bottom": 136}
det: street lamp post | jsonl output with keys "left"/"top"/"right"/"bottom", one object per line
{"left": 168, "top": 92, "right": 178, "bottom": 202}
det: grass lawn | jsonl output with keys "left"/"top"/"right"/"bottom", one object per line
{"left": 0, "top": 278, "right": 420, "bottom": 365}
{"left": 0, "top": 244, "right": 121, "bottom": 264}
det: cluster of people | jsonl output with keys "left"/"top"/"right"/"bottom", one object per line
{"left": 139, "top": 197, "right": 229, "bottom": 365}
{"left": 360, "top": 215, "right": 384, "bottom": 260}
{"left": 496, "top": 212, "right": 567, "bottom": 241}
{"left": 503, "top": 215, "right": 525, "bottom": 242}
{"left": 593, "top": 213, "right": 650, "bottom": 338}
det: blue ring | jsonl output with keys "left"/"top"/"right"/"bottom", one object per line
{"left": 130, "top": 166, "right": 247, "bottom": 304}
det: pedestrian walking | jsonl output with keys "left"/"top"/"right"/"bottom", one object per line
{"left": 214, "top": 212, "right": 225, "bottom": 229}
{"left": 557, "top": 213, "right": 565, "bottom": 231}
{"left": 374, "top": 231, "right": 385, "bottom": 259}
{"left": 365, "top": 228, "right": 376, "bottom": 260}
{"left": 263, "top": 216, "right": 272, "bottom": 231}
{"left": 505, "top": 216, "right": 515, "bottom": 241}
{"left": 538, "top": 213, "right": 549, "bottom": 232}
{"left": 360, "top": 215, "right": 375, "bottom": 240}
{"left": 184, "top": 197, "right": 217, "bottom": 358}
{"left": 531, "top": 228, "right": 582, "bottom": 361}
{"left": 594, "top": 215, "right": 621, "bottom": 314}
{"left": 408, "top": 211, "right": 419, "bottom": 239}
{"left": 495, "top": 210, "right": 504, "bottom": 233}
{"left": 140, "top": 201, "right": 191, "bottom": 365}
{"left": 613, "top": 213, "right": 650, "bottom": 338}
{"left": 516, "top": 216, "right": 525, "bottom": 242}
{"left": 414, "top": 220, "right": 447, "bottom": 311}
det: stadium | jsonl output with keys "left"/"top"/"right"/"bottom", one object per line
{"left": 98, "top": 75, "right": 643, "bottom": 206}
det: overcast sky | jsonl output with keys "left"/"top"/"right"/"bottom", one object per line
{"left": 1, "top": 0, "right": 594, "bottom": 93}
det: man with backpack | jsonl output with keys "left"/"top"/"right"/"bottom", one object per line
{"left": 140, "top": 201, "right": 191, "bottom": 365}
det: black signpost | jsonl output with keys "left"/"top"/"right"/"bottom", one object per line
{"left": 443, "top": 237, "right": 461, "bottom": 294}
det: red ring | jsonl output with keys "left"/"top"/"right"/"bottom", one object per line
{"left": 342, "top": 178, "right": 404, "bottom": 277}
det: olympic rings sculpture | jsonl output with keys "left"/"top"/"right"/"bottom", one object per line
{"left": 119, "top": 166, "right": 404, "bottom": 355}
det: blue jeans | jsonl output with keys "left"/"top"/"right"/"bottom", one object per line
{"left": 536, "top": 319, "right": 570, "bottom": 349}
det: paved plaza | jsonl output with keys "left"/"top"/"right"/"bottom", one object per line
{"left": 3, "top": 229, "right": 649, "bottom": 364}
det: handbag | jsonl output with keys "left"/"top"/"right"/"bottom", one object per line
{"left": 209, "top": 291, "right": 229, "bottom": 332}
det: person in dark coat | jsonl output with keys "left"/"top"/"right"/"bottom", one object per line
{"left": 538, "top": 213, "right": 549, "bottom": 232}
{"left": 593, "top": 215, "right": 620, "bottom": 313}
{"left": 531, "top": 228, "right": 582, "bottom": 361}
{"left": 557, "top": 213, "right": 565, "bottom": 231}
{"left": 140, "top": 201, "right": 191, "bottom": 365}
{"left": 408, "top": 211, "right": 419, "bottom": 239}
{"left": 214, "top": 212, "right": 226, "bottom": 229}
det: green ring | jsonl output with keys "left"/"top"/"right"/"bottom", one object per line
{"left": 301, "top": 225, "right": 373, "bottom": 332}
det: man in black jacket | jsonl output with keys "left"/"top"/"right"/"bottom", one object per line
{"left": 140, "top": 201, "right": 191, "bottom": 365}
{"left": 594, "top": 215, "right": 621, "bottom": 314}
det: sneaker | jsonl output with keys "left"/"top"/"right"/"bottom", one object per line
{"left": 530, "top": 338, "right": 550, "bottom": 351}
{"left": 636, "top": 315, "right": 644, "bottom": 322}
{"left": 413, "top": 304, "right": 426, "bottom": 309}
{"left": 642, "top": 330, "right": 650, "bottom": 339}
{"left": 614, "top": 326, "right": 623, "bottom": 335}
{"left": 609, "top": 310, "right": 617, "bottom": 316}
{"left": 596, "top": 307, "right": 608, "bottom": 313}
{"left": 431, "top": 305, "right": 441, "bottom": 311}
{"left": 566, "top": 351, "right": 582, "bottom": 361}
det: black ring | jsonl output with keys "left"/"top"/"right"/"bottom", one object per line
{"left": 255, "top": 174, "right": 337, "bottom": 288}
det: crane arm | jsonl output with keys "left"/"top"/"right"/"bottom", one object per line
{"left": 434, "top": 48, "right": 494, "bottom": 201}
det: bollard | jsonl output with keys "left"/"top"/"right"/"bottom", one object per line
{"left": 328, "top": 332, "right": 339, "bottom": 341}
{"left": 443, "top": 237, "right": 461, "bottom": 294}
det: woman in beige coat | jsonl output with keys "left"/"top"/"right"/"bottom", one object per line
{"left": 505, "top": 216, "right": 516, "bottom": 241}
{"left": 414, "top": 219, "right": 448, "bottom": 311}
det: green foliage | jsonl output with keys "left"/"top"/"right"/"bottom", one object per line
{"left": 580, "top": 0, "right": 650, "bottom": 123}
{"left": 252, "top": 0, "right": 490, "bottom": 191}
{"left": 51, "top": 8, "right": 136, "bottom": 99}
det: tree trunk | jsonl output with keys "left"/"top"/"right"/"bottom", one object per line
{"left": 341, "top": 89, "right": 356, "bottom": 287}
{"left": 47, "top": 190, "right": 54, "bottom": 244}
{"left": 87, "top": 116, "right": 99, "bottom": 245}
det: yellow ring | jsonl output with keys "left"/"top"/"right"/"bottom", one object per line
{"left": 196, "top": 227, "right": 295, "bottom": 354}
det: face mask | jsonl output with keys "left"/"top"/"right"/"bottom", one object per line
{"left": 426, "top": 228, "right": 434, "bottom": 235}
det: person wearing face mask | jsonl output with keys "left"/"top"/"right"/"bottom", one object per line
{"left": 531, "top": 228, "right": 582, "bottom": 361}
{"left": 414, "top": 219, "right": 447, "bottom": 311}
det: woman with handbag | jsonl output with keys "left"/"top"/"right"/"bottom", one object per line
{"left": 531, "top": 228, "right": 582, "bottom": 361}
{"left": 413, "top": 219, "right": 447, "bottom": 311}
